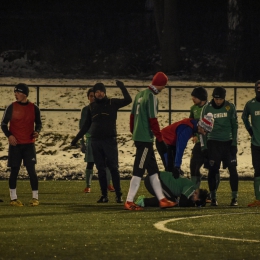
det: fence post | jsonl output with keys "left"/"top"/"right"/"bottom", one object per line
{"left": 36, "top": 86, "right": 40, "bottom": 107}
{"left": 168, "top": 87, "right": 172, "bottom": 124}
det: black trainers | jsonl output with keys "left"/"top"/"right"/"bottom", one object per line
{"left": 230, "top": 198, "right": 238, "bottom": 206}
{"left": 97, "top": 195, "right": 108, "bottom": 203}
{"left": 115, "top": 193, "right": 123, "bottom": 203}
{"left": 211, "top": 199, "right": 218, "bottom": 206}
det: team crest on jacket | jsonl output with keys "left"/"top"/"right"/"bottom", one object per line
{"left": 225, "top": 105, "right": 230, "bottom": 111}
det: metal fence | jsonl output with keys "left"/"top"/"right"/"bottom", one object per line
{"left": 0, "top": 84, "right": 253, "bottom": 124}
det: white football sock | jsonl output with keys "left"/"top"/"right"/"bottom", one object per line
{"left": 32, "top": 190, "right": 38, "bottom": 200}
{"left": 10, "top": 189, "right": 17, "bottom": 200}
{"left": 126, "top": 176, "right": 141, "bottom": 202}
{"left": 149, "top": 174, "right": 165, "bottom": 201}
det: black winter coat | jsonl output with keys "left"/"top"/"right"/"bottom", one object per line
{"left": 72, "top": 85, "right": 132, "bottom": 144}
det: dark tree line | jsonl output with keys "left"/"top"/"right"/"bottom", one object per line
{"left": 153, "top": 0, "right": 260, "bottom": 81}
{"left": 1, "top": 0, "right": 260, "bottom": 81}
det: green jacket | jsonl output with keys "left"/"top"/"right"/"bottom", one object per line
{"left": 242, "top": 98, "right": 260, "bottom": 146}
{"left": 200, "top": 99, "right": 238, "bottom": 150}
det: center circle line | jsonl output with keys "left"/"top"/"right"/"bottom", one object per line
{"left": 154, "top": 212, "right": 260, "bottom": 243}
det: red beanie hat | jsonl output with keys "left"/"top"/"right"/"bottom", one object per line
{"left": 152, "top": 72, "right": 168, "bottom": 86}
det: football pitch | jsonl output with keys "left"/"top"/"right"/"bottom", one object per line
{"left": 0, "top": 180, "right": 259, "bottom": 260}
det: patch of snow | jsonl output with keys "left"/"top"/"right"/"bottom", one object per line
{"left": 0, "top": 77, "right": 254, "bottom": 180}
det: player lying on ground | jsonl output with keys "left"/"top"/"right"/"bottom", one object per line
{"left": 135, "top": 171, "right": 209, "bottom": 208}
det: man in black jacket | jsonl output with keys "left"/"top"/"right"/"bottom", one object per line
{"left": 71, "top": 80, "right": 132, "bottom": 203}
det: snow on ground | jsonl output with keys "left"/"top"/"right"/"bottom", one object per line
{"left": 0, "top": 77, "right": 255, "bottom": 180}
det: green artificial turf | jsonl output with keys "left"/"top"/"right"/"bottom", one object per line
{"left": 0, "top": 180, "right": 259, "bottom": 260}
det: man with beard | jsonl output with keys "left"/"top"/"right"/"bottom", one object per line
{"left": 71, "top": 80, "right": 132, "bottom": 204}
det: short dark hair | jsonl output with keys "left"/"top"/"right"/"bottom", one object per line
{"left": 87, "top": 88, "right": 94, "bottom": 97}
{"left": 255, "top": 80, "right": 260, "bottom": 87}
{"left": 195, "top": 189, "right": 209, "bottom": 207}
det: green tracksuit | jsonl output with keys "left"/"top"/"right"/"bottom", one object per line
{"left": 189, "top": 102, "right": 208, "bottom": 187}
{"left": 159, "top": 171, "right": 196, "bottom": 198}
{"left": 242, "top": 98, "right": 260, "bottom": 146}
{"left": 131, "top": 88, "right": 159, "bottom": 143}
{"left": 242, "top": 97, "right": 260, "bottom": 200}
{"left": 80, "top": 105, "right": 93, "bottom": 162}
{"left": 200, "top": 99, "right": 238, "bottom": 201}
{"left": 190, "top": 103, "right": 205, "bottom": 143}
{"left": 200, "top": 100, "right": 238, "bottom": 148}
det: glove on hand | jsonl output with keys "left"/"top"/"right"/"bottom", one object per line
{"left": 116, "top": 80, "right": 124, "bottom": 88}
{"left": 230, "top": 146, "right": 238, "bottom": 156}
{"left": 172, "top": 167, "right": 184, "bottom": 179}
{"left": 81, "top": 143, "right": 86, "bottom": 153}
{"left": 71, "top": 139, "right": 78, "bottom": 147}
{"left": 248, "top": 128, "right": 253, "bottom": 137}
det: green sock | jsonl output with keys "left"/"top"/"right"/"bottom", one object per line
{"left": 106, "top": 167, "right": 111, "bottom": 186}
{"left": 231, "top": 191, "right": 238, "bottom": 199}
{"left": 216, "top": 173, "right": 220, "bottom": 191}
{"left": 254, "top": 176, "right": 260, "bottom": 200}
{"left": 86, "top": 169, "right": 93, "bottom": 188}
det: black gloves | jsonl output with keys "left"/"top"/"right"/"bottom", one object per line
{"left": 71, "top": 138, "right": 77, "bottom": 147}
{"left": 248, "top": 128, "right": 253, "bottom": 137}
{"left": 230, "top": 146, "right": 238, "bottom": 156}
{"left": 80, "top": 139, "right": 86, "bottom": 153}
{"left": 81, "top": 144, "right": 86, "bottom": 154}
{"left": 116, "top": 80, "right": 124, "bottom": 88}
{"left": 172, "top": 167, "right": 184, "bottom": 179}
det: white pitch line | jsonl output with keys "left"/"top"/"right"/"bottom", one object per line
{"left": 154, "top": 212, "right": 260, "bottom": 243}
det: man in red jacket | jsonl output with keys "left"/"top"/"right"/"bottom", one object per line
{"left": 156, "top": 113, "right": 214, "bottom": 178}
{"left": 1, "top": 83, "right": 42, "bottom": 206}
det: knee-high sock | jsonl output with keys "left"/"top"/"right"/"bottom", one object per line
{"left": 86, "top": 169, "right": 93, "bottom": 188}
{"left": 106, "top": 167, "right": 111, "bottom": 186}
{"left": 149, "top": 174, "right": 164, "bottom": 201}
{"left": 254, "top": 176, "right": 260, "bottom": 200}
{"left": 126, "top": 176, "right": 141, "bottom": 202}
